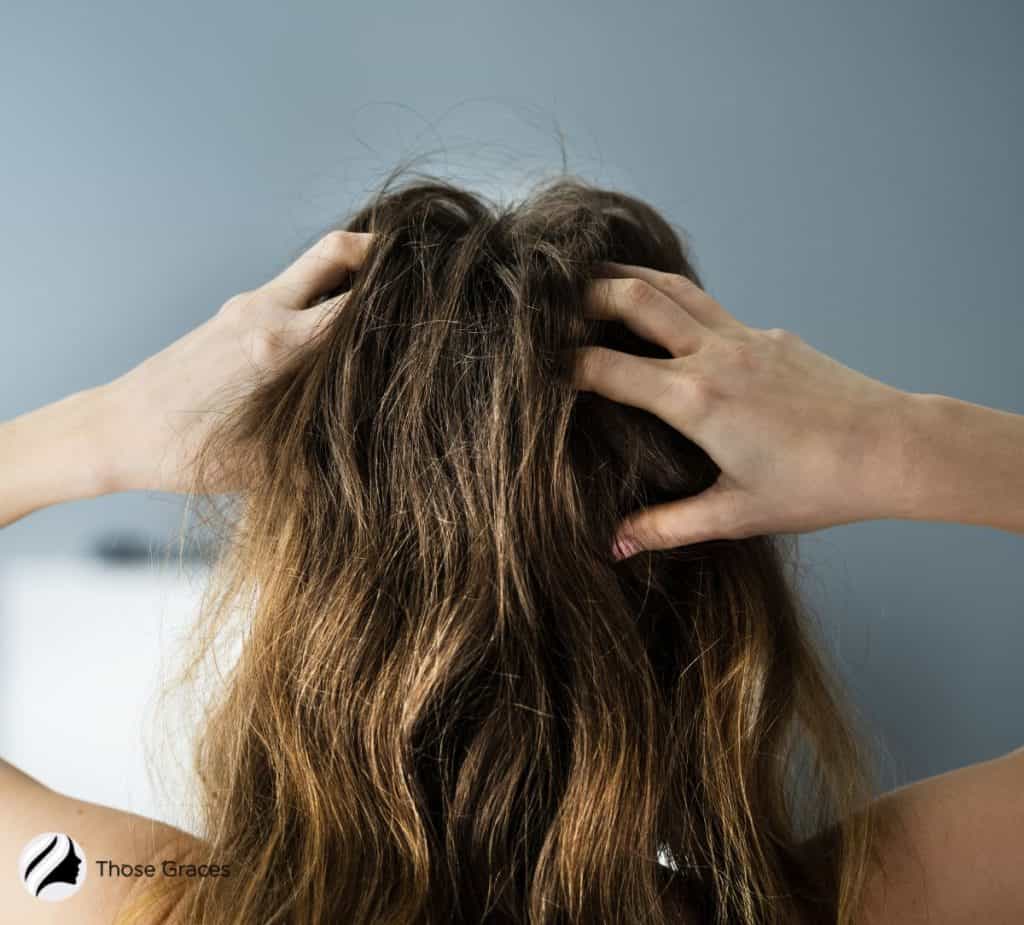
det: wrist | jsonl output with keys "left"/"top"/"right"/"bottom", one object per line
{"left": 882, "top": 389, "right": 933, "bottom": 520}
{"left": 46, "top": 386, "right": 121, "bottom": 500}
{"left": 81, "top": 382, "right": 128, "bottom": 496}
{"left": 854, "top": 387, "right": 924, "bottom": 522}
{"left": 893, "top": 390, "right": 964, "bottom": 522}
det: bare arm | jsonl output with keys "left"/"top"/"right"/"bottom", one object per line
{"left": 0, "top": 389, "right": 111, "bottom": 529}
{"left": 898, "top": 391, "right": 1024, "bottom": 535}
{"left": 849, "top": 396, "right": 1024, "bottom": 923}
{"left": 572, "top": 263, "right": 1024, "bottom": 924}
{"left": 0, "top": 231, "right": 372, "bottom": 923}
{"left": 572, "top": 262, "right": 1024, "bottom": 550}
{"left": 0, "top": 229, "right": 372, "bottom": 531}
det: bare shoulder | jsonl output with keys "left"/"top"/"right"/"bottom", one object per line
{"left": 855, "top": 745, "right": 1024, "bottom": 924}
{"left": 1, "top": 757, "right": 207, "bottom": 925}
{"left": 116, "top": 827, "right": 209, "bottom": 925}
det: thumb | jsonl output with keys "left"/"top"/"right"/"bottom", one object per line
{"left": 296, "top": 291, "right": 351, "bottom": 332}
{"left": 611, "top": 482, "right": 745, "bottom": 559}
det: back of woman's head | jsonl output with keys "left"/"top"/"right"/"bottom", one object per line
{"left": 134, "top": 173, "right": 876, "bottom": 925}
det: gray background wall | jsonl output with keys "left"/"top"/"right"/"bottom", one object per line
{"left": 2, "top": 0, "right": 1021, "bottom": 794}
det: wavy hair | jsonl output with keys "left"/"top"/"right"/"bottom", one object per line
{"left": 119, "top": 171, "right": 879, "bottom": 924}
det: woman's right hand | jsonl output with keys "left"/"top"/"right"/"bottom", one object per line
{"left": 572, "top": 264, "right": 919, "bottom": 558}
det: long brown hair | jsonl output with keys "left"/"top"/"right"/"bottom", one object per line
{"left": 121, "top": 171, "right": 878, "bottom": 924}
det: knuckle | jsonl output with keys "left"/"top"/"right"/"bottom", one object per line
{"left": 764, "top": 326, "right": 796, "bottom": 346}
{"left": 247, "top": 327, "right": 282, "bottom": 367}
{"left": 320, "top": 228, "right": 359, "bottom": 262}
{"left": 219, "top": 290, "right": 253, "bottom": 317}
{"left": 621, "top": 277, "right": 659, "bottom": 307}
{"left": 574, "top": 345, "right": 606, "bottom": 388}
{"left": 634, "top": 511, "right": 672, "bottom": 552}
{"left": 321, "top": 228, "right": 350, "bottom": 249}
{"left": 319, "top": 230, "right": 356, "bottom": 264}
{"left": 727, "top": 338, "right": 758, "bottom": 370}
{"left": 659, "top": 271, "right": 695, "bottom": 295}
{"left": 587, "top": 279, "right": 615, "bottom": 317}
{"left": 678, "top": 370, "right": 717, "bottom": 415}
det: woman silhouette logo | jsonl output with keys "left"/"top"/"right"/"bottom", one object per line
{"left": 18, "top": 832, "right": 88, "bottom": 901}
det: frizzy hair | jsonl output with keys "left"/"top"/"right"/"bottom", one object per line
{"left": 119, "top": 170, "right": 879, "bottom": 924}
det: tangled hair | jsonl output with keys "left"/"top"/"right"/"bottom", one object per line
{"left": 120, "top": 171, "right": 879, "bottom": 924}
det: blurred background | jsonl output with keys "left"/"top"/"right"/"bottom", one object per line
{"left": 1, "top": 0, "right": 1021, "bottom": 835}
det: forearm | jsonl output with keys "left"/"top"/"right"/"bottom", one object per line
{"left": 896, "top": 391, "right": 1024, "bottom": 534}
{"left": 0, "top": 387, "right": 114, "bottom": 529}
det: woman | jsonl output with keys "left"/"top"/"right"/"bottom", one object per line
{"left": 2, "top": 174, "right": 1022, "bottom": 924}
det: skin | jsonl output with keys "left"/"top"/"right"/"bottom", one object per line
{"left": 575, "top": 263, "right": 1024, "bottom": 553}
{"left": 1, "top": 235, "right": 1022, "bottom": 923}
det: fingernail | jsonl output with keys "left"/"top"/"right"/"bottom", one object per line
{"left": 612, "top": 535, "right": 640, "bottom": 561}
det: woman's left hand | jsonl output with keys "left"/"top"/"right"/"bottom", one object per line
{"left": 96, "top": 230, "right": 372, "bottom": 494}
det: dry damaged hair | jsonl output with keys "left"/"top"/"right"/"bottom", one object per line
{"left": 120, "top": 172, "right": 880, "bottom": 925}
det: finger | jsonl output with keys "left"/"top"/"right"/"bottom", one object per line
{"left": 600, "top": 262, "right": 742, "bottom": 331}
{"left": 265, "top": 230, "right": 374, "bottom": 308}
{"left": 584, "top": 277, "right": 706, "bottom": 357}
{"left": 572, "top": 346, "right": 682, "bottom": 419}
{"left": 292, "top": 291, "right": 351, "bottom": 334}
{"left": 611, "top": 483, "right": 746, "bottom": 557}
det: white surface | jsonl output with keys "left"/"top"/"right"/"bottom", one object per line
{"left": 0, "top": 555, "right": 212, "bottom": 835}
